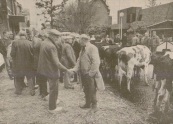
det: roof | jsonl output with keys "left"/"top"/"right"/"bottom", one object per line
{"left": 141, "top": 2, "right": 173, "bottom": 26}
{"left": 111, "top": 23, "right": 130, "bottom": 30}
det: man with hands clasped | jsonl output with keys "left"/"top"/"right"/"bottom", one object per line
{"left": 69, "top": 34, "right": 105, "bottom": 112}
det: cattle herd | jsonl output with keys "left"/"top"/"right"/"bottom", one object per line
{"left": 95, "top": 42, "right": 173, "bottom": 120}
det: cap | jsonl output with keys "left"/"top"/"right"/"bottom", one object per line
{"left": 80, "top": 34, "right": 89, "bottom": 40}
{"left": 48, "top": 29, "right": 61, "bottom": 36}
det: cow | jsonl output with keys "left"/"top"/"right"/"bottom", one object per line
{"left": 117, "top": 45, "right": 151, "bottom": 92}
{"left": 99, "top": 44, "right": 121, "bottom": 82}
{"left": 151, "top": 51, "right": 173, "bottom": 115}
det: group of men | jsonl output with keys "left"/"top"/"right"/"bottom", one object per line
{"left": 114, "top": 31, "right": 160, "bottom": 53}
{"left": 0, "top": 29, "right": 105, "bottom": 113}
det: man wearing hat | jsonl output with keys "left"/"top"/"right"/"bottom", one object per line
{"left": 61, "top": 36, "right": 76, "bottom": 89}
{"left": 151, "top": 31, "right": 160, "bottom": 53}
{"left": 11, "top": 31, "right": 35, "bottom": 95}
{"left": 70, "top": 34, "right": 105, "bottom": 112}
{"left": 33, "top": 32, "right": 48, "bottom": 98}
{"left": 131, "top": 33, "right": 140, "bottom": 46}
{"left": 37, "top": 29, "right": 70, "bottom": 113}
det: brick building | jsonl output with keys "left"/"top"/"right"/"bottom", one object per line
{"left": 0, "top": 0, "right": 26, "bottom": 36}
{"left": 110, "top": 2, "right": 173, "bottom": 38}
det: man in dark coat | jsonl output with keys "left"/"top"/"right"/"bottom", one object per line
{"left": 141, "top": 32, "right": 151, "bottom": 49}
{"left": 151, "top": 31, "right": 160, "bottom": 53}
{"left": 2, "top": 31, "right": 13, "bottom": 79}
{"left": 11, "top": 31, "right": 35, "bottom": 96}
{"left": 121, "top": 33, "right": 127, "bottom": 47}
{"left": 33, "top": 33, "right": 48, "bottom": 98}
{"left": 37, "top": 29, "right": 69, "bottom": 113}
{"left": 61, "top": 36, "right": 76, "bottom": 89}
{"left": 72, "top": 34, "right": 81, "bottom": 82}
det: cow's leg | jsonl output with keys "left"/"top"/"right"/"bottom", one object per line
{"left": 144, "top": 64, "right": 149, "bottom": 86}
{"left": 118, "top": 68, "right": 123, "bottom": 90}
{"left": 156, "top": 79, "right": 166, "bottom": 112}
{"left": 163, "top": 90, "right": 170, "bottom": 114}
{"left": 127, "top": 65, "right": 134, "bottom": 92}
{"left": 154, "top": 80, "right": 161, "bottom": 107}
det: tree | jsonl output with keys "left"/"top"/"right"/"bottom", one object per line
{"left": 55, "top": 0, "right": 99, "bottom": 33}
{"left": 147, "top": 0, "right": 161, "bottom": 24}
{"left": 35, "top": 0, "right": 68, "bottom": 28}
{"left": 147, "top": 0, "right": 158, "bottom": 7}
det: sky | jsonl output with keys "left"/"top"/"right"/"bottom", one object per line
{"left": 17, "top": 0, "right": 173, "bottom": 26}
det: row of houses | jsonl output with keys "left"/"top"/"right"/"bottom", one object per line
{"left": 0, "top": 0, "right": 30, "bottom": 36}
{"left": 108, "top": 2, "right": 173, "bottom": 38}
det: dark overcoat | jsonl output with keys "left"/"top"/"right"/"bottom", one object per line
{"left": 61, "top": 43, "right": 76, "bottom": 69}
{"left": 10, "top": 38, "right": 34, "bottom": 77}
{"left": 37, "top": 38, "right": 67, "bottom": 78}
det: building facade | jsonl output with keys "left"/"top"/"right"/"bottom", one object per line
{"left": 0, "top": 0, "right": 27, "bottom": 36}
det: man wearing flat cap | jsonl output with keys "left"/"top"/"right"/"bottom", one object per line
{"left": 70, "top": 34, "right": 105, "bottom": 112}
{"left": 61, "top": 36, "right": 76, "bottom": 89}
{"left": 11, "top": 31, "right": 35, "bottom": 96}
{"left": 37, "top": 29, "right": 70, "bottom": 113}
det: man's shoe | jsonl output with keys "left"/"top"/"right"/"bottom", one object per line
{"left": 34, "top": 85, "right": 39, "bottom": 89}
{"left": 56, "top": 99, "right": 60, "bottom": 105}
{"left": 65, "top": 86, "right": 74, "bottom": 89}
{"left": 91, "top": 104, "right": 98, "bottom": 113}
{"left": 43, "top": 94, "right": 49, "bottom": 101}
{"left": 49, "top": 107, "right": 63, "bottom": 114}
{"left": 14, "top": 91, "right": 21, "bottom": 95}
{"left": 80, "top": 104, "right": 90, "bottom": 109}
{"left": 30, "top": 92, "right": 35, "bottom": 96}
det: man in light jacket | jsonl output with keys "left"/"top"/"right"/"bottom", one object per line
{"left": 70, "top": 34, "right": 105, "bottom": 112}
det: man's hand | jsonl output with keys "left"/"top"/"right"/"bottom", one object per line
{"left": 67, "top": 69, "right": 74, "bottom": 76}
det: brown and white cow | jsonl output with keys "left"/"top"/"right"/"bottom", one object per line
{"left": 151, "top": 51, "right": 173, "bottom": 114}
{"left": 117, "top": 45, "right": 151, "bottom": 92}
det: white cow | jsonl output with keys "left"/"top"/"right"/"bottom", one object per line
{"left": 117, "top": 45, "right": 151, "bottom": 92}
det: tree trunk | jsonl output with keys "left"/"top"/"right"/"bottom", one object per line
{"left": 50, "top": 0, "right": 53, "bottom": 29}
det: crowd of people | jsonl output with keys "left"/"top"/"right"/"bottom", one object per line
{"left": 0, "top": 29, "right": 105, "bottom": 113}
{"left": 92, "top": 31, "right": 161, "bottom": 53}
{"left": 0, "top": 27, "right": 169, "bottom": 114}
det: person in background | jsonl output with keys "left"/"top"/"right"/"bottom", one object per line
{"left": 61, "top": 36, "right": 76, "bottom": 89}
{"left": 121, "top": 33, "right": 127, "bottom": 47}
{"left": 141, "top": 32, "right": 151, "bottom": 49}
{"left": 33, "top": 32, "right": 48, "bottom": 98}
{"left": 131, "top": 33, "right": 140, "bottom": 46}
{"left": 106, "top": 35, "right": 110, "bottom": 44}
{"left": 114, "top": 34, "right": 120, "bottom": 44}
{"left": 11, "top": 31, "right": 35, "bottom": 96}
{"left": 37, "top": 29, "right": 70, "bottom": 113}
{"left": 0, "top": 35, "right": 7, "bottom": 63}
{"left": 70, "top": 34, "right": 105, "bottom": 112}
{"left": 2, "top": 30, "right": 13, "bottom": 80}
{"left": 72, "top": 34, "right": 81, "bottom": 82}
{"left": 90, "top": 35, "right": 96, "bottom": 44}
{"left": 151, "top": 31, "right": 160, "bottom": 53}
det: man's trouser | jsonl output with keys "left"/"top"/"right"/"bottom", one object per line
{"left": 63, "top": 72, "right": 72, "bottom": 88}
{"left": 48, "top": 78, "right": 59, "bottom": 110}
{"left": 36, "top": 74, "right": 48, "bottom": 97}
{"left": 81, "top": 75, "right": 97, "bottom": 107}
{"left": 14, "top": 76, "right": 35, "bottom": 95}
{"left": 3, "top": 57, "right": 12, "bottom": 78}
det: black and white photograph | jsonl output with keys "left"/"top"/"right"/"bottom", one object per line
{"left": 0, "top": 0, "right": 173, "bottom": 123}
